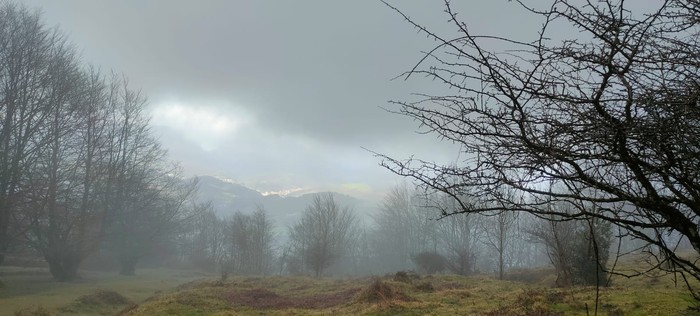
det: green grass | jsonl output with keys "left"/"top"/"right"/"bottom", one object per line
{"left": 3, "top": 263, "right": 700, "bottom": 315}
{"left": 123, "top": 272, "right": 700, "bottom": 315}
{"left": 0, "top": 266, "right": 209, "bottom": 316}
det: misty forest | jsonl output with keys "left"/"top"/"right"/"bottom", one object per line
{"left": 2, "top": 1, "right": 700, "bottom": 315}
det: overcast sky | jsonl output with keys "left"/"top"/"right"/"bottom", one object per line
{"left": 20, "top": 0, "right": 546, "bottom": 201}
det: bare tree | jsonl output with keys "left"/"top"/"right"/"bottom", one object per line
{"left": 372, "top": 184, "right": 438, "bottom": 272}
{"left": 379, "top": 0, "right": 700, "bottom": 300}
{"left": 23, "top": 64, "right": 107, "bottom": 281}
{"left": 287, "top": 193, "right": 357, "bottom": 277}
{"left": 436, "top": 195, "right": 482, "bottom": 276}
{"left": 108, "top": 169, "right": 198, "bottom": 276}
{"left": 223, "top": 207, "right": 275, "bottom": 275}
{"left": 0, "top": 3, "right": 70, "bottom": 265}
{"left": 95, "top": 74, "right": 196, "bottom": 276}
{"left": 529, "top": 209, "right": 612, "bottom": 287}
{"left": 178, "top": 202, "right": 224, "bottom": 270}
{"left": 0, "top": 3, "right": 113, "bottom": 280}
{"left": 482, "top": 212, "right": 517, "bottom": 280}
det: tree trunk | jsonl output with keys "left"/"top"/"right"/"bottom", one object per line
{"left": 498, "top": 249, "right": 504, "bottom": 280}
{"left": 46, "top": 253, "right": 81, "bottom": 281}
{"left": 119, "top": 256, "right": 139, "bottom": 276}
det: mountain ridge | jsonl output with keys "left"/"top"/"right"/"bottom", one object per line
{"left": 192, "top": 175, "right": 374, "bottom": 227}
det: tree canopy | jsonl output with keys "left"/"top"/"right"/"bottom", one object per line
{"left": 379, "top": 0, "right": 700, "bottom": 299}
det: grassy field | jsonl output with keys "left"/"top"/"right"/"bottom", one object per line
{"left": 0, "top": 266, "right": 209, "bottom": 316}
{"left": 2, "top": 264, "right": 700, "bottom": 315}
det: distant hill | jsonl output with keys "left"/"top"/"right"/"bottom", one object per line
{"left": 193, "top": 176, "right": 375, "bottom": 228}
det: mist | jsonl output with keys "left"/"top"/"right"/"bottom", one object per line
{"left": 2, "top": 1, "right": 699, "bottom": 315}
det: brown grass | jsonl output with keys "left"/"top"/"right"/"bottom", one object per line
{"left": 355, "top": 278, "right": 411, "bottom": 303}
{"left": 75, "top": 290, "right": 131, "bottom": 306}
{"left": 227, "top": 287, "right": 361, "bottom": 309}
{"left": 12, "top": 306, "right": 55, "bottom": 316}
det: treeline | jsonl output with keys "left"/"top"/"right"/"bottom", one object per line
{"left": 0, "top": 2, "right": 665, "bottom": 287}
{"left": 179, "top": 186, "right": 628, "bottom": 287}
{"left": 0, "top": 3, "right": 199, "bottom": 280}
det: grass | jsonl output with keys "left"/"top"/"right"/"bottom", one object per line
{"left": 123, "top": 272, "right": 700, "bottom": 315}
{"left": 0, "top": 266, "right": 208, "bottom": 316}
{"left": 3, "top": 261, "right": 700, "bottom": 315}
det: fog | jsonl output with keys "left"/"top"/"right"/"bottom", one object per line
{"left": 2, "top": 1, "right": 699, "bottom": 315}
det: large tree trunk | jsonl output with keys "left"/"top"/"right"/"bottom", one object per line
{"left": 46, "top": 252, "right": 82, "bottom": 281}
{"left": 119, "top": 255, "right": 139, "bottom": 276}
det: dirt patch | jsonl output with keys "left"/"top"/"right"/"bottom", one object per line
{"left": 77, "top": 290, "right": 131, "bottom": 306}
{"left": 228, "top": 287, "right": 361, "bottom": 309}
{"left": 355, "top": 278, "right": 411, "bottom": 303}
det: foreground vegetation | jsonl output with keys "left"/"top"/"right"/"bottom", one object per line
{"left": 2, "top": 264, "right": 700, "bottom": 316}
{"left": 0, "top": 267, "right": 208, "bottom": 316}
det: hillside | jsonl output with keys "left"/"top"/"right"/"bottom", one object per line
{"left": 194, "top": 176, "right": 376, "bottom": 228}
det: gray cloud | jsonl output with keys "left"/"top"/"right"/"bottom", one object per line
{"left": 22, "top": 0, "right": 537, "bottom": 200}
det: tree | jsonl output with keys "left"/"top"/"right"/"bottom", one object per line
{"left": 0, "top": 3, "right": 112, "bottom": 280}
{"left": 379, "top": 0, "right": 700, "bottom": 299}
{"left": 287, "top": 193, "right": 357, "bottom": 277}
{"left": 0, "top": 2, "right": 197, "bottom": 281}
{"left": 529, "top": 208, "right": 612, "bottom": 287}
{"left": 371, "top": 184, "right": 439, "bottom": 273}
{"left": 436, "top": 195, "right": 482, "bottom": 276}
{"left": 178, "top": 202, "right": 224, "bottom": 270}
{"left": 0, "top": 2, "right": 71, "bottom": 265}
{"left": 22, "top": 63, "right": 105, "bottom": 281}
{"left": 107, "top": 170, "right": 198, "bottom": 276}
{"left": 94, "top": 74, "right": 196, "bottom": 276}
{"left": 223, "top": 207, "right": 275, "bottom": 275}
{"left": 482, "top": 212, "right": 517, "bottom": 280}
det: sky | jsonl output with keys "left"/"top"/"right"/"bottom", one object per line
{"left": 19, "top": 0, "right": 545, "bottom": 201}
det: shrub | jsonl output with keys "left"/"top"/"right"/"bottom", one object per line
{"left": 412, "top": 251, "right": 448, "bottom": 275}
{"left": 392, "top": 270, "right": 419, "bottom": 283}
{"left": 356, "top": 278, "right": 410, "bottom": 303}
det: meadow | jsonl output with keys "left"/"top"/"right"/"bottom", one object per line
{"left": 2, "top": 262, "right": 700, "bottom": 316}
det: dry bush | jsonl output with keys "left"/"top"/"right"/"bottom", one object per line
{"left": 392, "top": 270, "right": 419, "bottom": 284}
{"left": 412, "top": 251, "right": 447, "bottom": 275}
{"left": 414, "top": 281, "right": 434, "bottom": 292}
{"left": 485, "top": 288, "right": 560, "bottom": 316}
{"left": 356, "top": 278, "right": 411, "bottom": 303}
{"left": 77, "top": 290, "right": 131, "bottom": 306}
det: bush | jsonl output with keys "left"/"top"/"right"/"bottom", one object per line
{"left": 356, "top": 278, "right": 410, "bottom": 303}
{"left": 412, "top": 251, "right": 447, "bottom": 275}
{"left": 77, "top": 290, "right": 131, "bottom": 306}
{"left": 414, "top": 281, "right": 435, "bottom": 292}
{"left": 392, "top": 270, "right": 419, "bottom": 283}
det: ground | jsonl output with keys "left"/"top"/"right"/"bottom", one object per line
{"left": 0, "top": 267, "right": 207, "bottom": 316}
{"left": 1, "top": 263, "right": 700, "bottom": 315}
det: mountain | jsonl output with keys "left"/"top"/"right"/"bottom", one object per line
{"left": 193, "top": 176, "right": 375, "bottom": 228}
